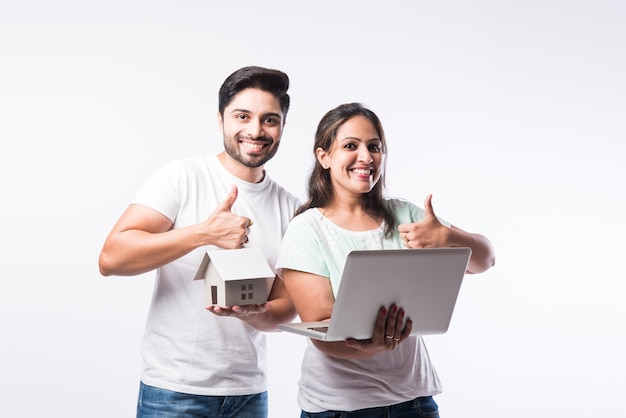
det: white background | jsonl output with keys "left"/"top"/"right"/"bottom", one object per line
{"left": 1, "top": 1, "right": 624, "bottom": 417}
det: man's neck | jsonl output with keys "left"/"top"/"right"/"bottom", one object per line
{"left": 217, "top": 151, "right": 265, "bottom": 183}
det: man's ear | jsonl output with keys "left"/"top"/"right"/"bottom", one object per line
{"left": 217, "top": 111, "right": 224, "bottom": 131}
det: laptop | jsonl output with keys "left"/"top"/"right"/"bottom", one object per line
{"left": 279, "top": 247, "right": 471, "bottom": 341}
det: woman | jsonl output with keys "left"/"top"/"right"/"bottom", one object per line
{"left": 276, "top": 103, "right": 495, "bottom": 417}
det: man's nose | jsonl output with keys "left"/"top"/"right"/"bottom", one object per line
{"left": 245, "top": 119, "right": 263, "bottom": 138}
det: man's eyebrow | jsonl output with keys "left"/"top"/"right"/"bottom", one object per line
{"left": 229, "top": 109, "right": 282, "bottom": 121}
{"left": 229, "top": 108, "right": 251, "bottom": 114}
{"left": 263, "top": 112, "right": 283, "bottom": 120}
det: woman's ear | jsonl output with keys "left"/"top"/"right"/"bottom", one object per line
{"left": 316, "top": 147, "right": 329, "bottom": 169}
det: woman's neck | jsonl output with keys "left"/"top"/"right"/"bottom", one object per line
{"left": 320, "top": 200, "right": 382, "bottom": 232}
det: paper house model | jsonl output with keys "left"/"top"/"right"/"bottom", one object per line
{"left": 193, "top": 247, "right": 275, "bottom": 306}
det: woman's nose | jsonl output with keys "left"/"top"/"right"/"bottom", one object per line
{"left": 358, "top": 145, "right": 373, "bottom": 163}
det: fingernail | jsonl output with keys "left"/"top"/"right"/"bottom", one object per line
{"left": 381, "top": 308, "right": 387, "bottom": 316}
{"left": 392, "top": 306, "right": 397, "bottom": 313}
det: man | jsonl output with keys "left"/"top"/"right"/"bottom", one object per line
{"left": 99, "top": 66, "right": 299, "bottom": 417}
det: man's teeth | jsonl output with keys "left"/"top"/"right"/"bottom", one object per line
{"left": 243, "top": 142, "right": 264, "bottom": 150}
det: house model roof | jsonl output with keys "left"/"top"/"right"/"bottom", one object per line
{"left": 194, "top": 247, "right": 275, "bottom": 282}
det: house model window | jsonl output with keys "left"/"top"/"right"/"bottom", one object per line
{"left": 241, "top": 283, "right": 255, "bottom": 301}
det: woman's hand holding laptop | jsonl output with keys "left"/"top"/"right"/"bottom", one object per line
{"left": 345, "top": 304, "right": 413, "bottom": 353}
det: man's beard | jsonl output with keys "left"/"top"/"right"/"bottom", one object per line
{"left": 223, "top": 134, "right": 279, "bottom": 168}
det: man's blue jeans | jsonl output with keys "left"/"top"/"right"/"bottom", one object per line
{"left": 136, "top": 382, "right": 268, "bottom": 418}
{"left": 299, "top": 396, "right": 439, "bottom": 418}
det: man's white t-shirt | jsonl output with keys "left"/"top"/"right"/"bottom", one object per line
{"left": 132, "top": 154, "right": 299, "bottom": 396}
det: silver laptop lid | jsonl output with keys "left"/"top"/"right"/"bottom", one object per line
{"left": 324, "top": 247, "right": 471, "bottom": 340}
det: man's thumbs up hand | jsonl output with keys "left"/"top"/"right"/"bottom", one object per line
{"left": 216, "top": 184, "right": 239, "bottom": 213}
{"left": 203, "top": 185, "right": 253, "bottom": 249}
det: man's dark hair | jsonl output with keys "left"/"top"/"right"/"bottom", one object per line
{"left": 218, "top": 66, "right": 290, "bottom": 121}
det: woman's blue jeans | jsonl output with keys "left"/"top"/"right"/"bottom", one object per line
{"left": 136, "top": 382, "right": 268, "bottom": 418}
{"left": 300, "top": 396, "right": 439, "bottom": 418}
